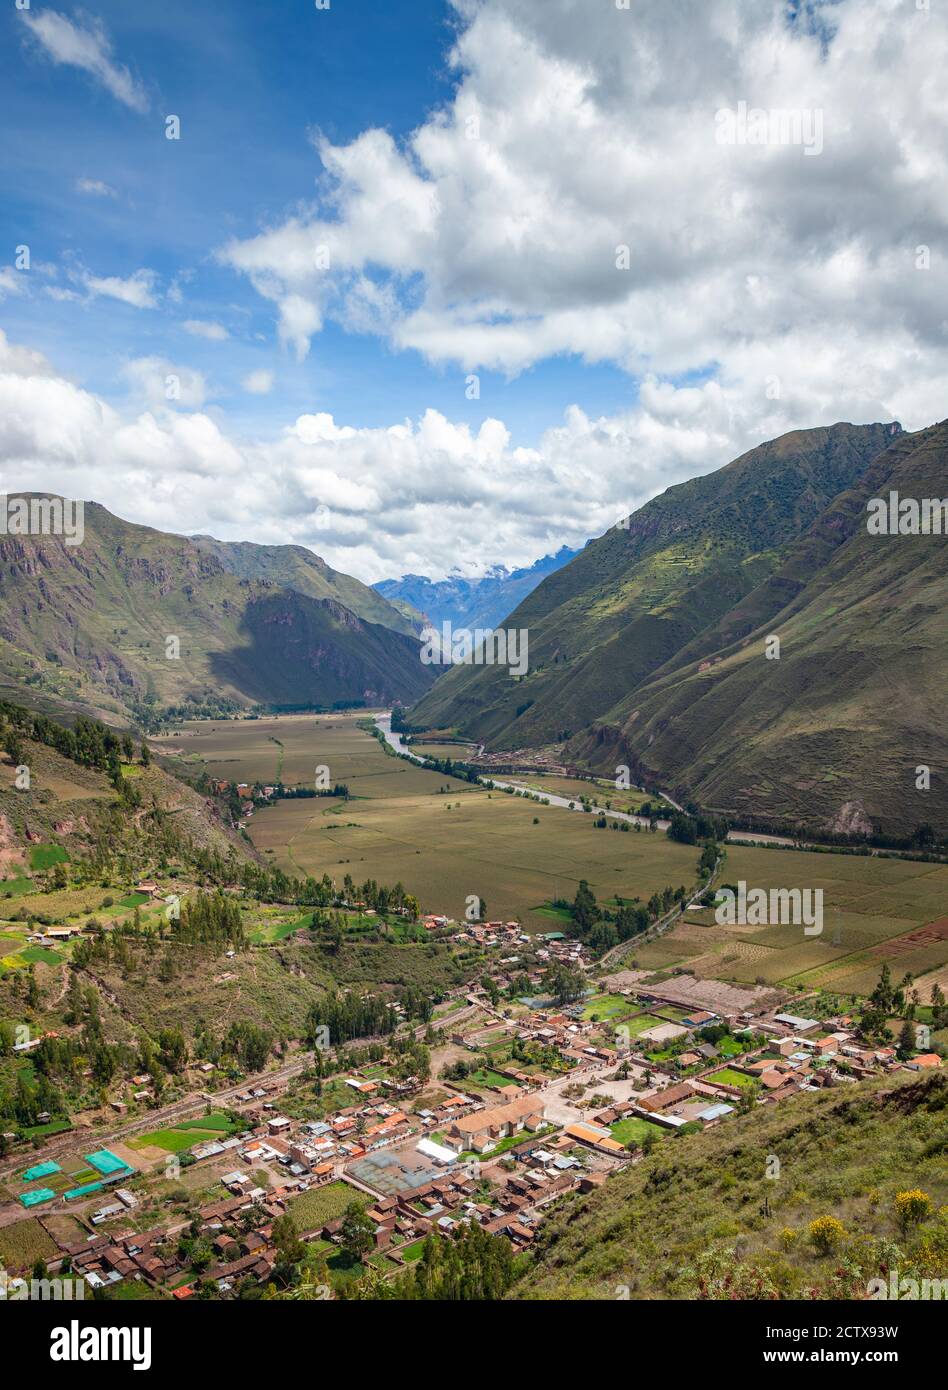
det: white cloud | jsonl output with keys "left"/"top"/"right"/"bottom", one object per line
{"left": 20, "top": 10, "right": 148, "bottom": 113}
{"left": 219, "top": 0, "right": 948, "bottom": 417}
{"left": 242, "top": 369, "right": 275, "bottom": 395}
{"left": 81, "top": 268, "right": 159, "bottom": 309}
{"left": 76, "top": 178, "right": 117, "bottom": 197}
{"left": 0, "top": 326, "right": 934, "bottom": 587}
{"left": 182, "top": 319, "right": 229, "bottom": 341}
{"left": 122, "top": 357, "right": 208, "bottom": 411}
{"left": 0, "top": 268, "right": 28, "bottom": 301}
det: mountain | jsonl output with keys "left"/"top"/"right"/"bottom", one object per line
{"left": 514, "top": 1071, "right": 948, "bottom": 1300}
{"left": 374, "top": 545, "right": 580, "bottom": 633}
{"left": 0, "top": 500, "right": 432, "bottom": 724}
{"left": 569, "top": 420, "right": 948, "bottom": 836}
{"left": 190, "top": 535, "right": 416, "bottom": 637}
{"left": 408, "top": 420, "right": 947, "bottom": 834}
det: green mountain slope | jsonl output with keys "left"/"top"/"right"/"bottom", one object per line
{"left": 0, "top": 500, "right": 430, "bottom": 723}
{"left": 409, "top": 420, "right": 948, "bottom": 834}
{"left": 514, "top": 1071, "right": 948, "bottom": 1300}
{"left": 570, "top": 421, "right": 948, "bottom": 835}
{"left": 191, "top": 535, "right": 416, "bottom": 636}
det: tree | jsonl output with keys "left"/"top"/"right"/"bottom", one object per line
{"left": 896, "top": 1019, "right": 916, "bottom": 1059}
{"left": 339, "top": 1202, "right": 375, "bottom": 1264}
{"left": 544, "top": 961, "right": 586, "bottom": 1006}
{"left": 271, "top": 1213, "right": 305, "bottom": 1264}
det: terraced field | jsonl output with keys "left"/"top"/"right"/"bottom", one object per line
{"left": 649, "top": 846, "right": 948, "bottom": 995}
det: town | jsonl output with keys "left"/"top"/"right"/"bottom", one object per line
{"left": 3, "top": 905, "right": 940, "bottom": 1299}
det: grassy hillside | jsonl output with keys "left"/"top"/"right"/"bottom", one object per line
{"left": 572, "top": 422, "right": 948, "bottom": 835}
{"left": 191, "top": 535, "right": 416, "bottom": 636}
{"left": 0, "top": 499, "right": 429, "bottom": 724}
{"left": 516, "top": 1071, "right": 948, "bottom": 1299}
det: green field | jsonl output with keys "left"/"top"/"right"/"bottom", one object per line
{"left": 287, "top": 1181, "right": 355, "bottom": 1233}
{"left": 609, "top": 1116, "right": 667, "bottom": 1146}
{"left": 581, "top": 993, "right": 637, "bottom": 1021}
{"left": 707, "top": 1067, "right": 758, "bottom": 1090}
{"left": 28, "top": 843, "right": 69, "bottom": 871}
{"left": 130, "top": 1125, "right": 224, "bottom": 1153}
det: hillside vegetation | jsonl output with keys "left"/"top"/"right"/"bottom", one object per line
{"left": 0, "top": 499, "right": 430, "bottom": 726}
{"left": 412, "top": 419, "right": 948, "bottom": 835}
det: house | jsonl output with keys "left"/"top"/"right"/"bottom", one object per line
{"left": 447, "top": 1094, "right": 547, "bottom": 1154}
{"left": 563, "top": 1122, "right": 625, "bottom": 1155}
{"left": 773, "top": 1013, "right": 819, "bottom": 1032}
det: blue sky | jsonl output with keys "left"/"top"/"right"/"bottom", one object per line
{"left": 0, "top": 0, "right": 943, "bottom": 581}
{"left": 0, "top": 0, "right": 638, "bottom": 442}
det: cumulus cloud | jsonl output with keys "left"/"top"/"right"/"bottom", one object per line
{"left": 20, "top": 9, "right": 148, "bottom": 112}
{"left": 9, "top": 0, "right": 948, "bottom": 582}
{"left": 182, "top": 319, "right": 229, "bottom": 341}
{"left": 0, "top": 327, "right": 766, "bottom": 582}
{"left": 219, "top": 0, "right": 948, "bottom": 423}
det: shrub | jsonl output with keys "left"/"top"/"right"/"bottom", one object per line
{"left": 779, "top": 1227, "right": 797, "bottom": 1251}
{"left": 894, "top": 1189, "right": 931, "bottom": 1233}
{"left": 808, "top": 1215, "right": 846, "bottom": 1255}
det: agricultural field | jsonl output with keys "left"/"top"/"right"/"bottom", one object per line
{"left": 234, "top": 721, "right": 700, "bottom": 928}
{"left": 150, "top": 715, "right": 701, "bottom": 926}
{"left": 287, "top": 1181, "right": 355, "bottom": 1233}
{"left": 130, "top": 1115, "right": 239, "bottom": 1155}
{"left": 508, "top": 775, "right": 662, "bottom": 815}
{"left": 580, "top": 993, "right": 637, "bottom": 1022}
{"left": 0, "top": 1216, "right": 59, "bottom": 1272}
{"left": 642, "top": 845, "right": 948, "bottom": 998}
{"left": 410, "top": 742, "right": 477, "bottom": 760}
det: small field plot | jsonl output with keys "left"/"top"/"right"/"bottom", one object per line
{"left": 652, "top": 845, "right": 948, "bottom": 997}
{"left": 0, "top": 1217, "right": 59, "bottom": 1271}
{"left": 610, "top": 1117, "right": 667, "bottom": 1146}
{"left": 287, "top": 1181, "right": 356, "bottom": 1233}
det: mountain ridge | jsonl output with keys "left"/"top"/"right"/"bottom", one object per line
{"left": 0, "top": 498, "right": 430, "bottom": 726}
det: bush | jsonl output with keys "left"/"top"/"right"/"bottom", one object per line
{"left": 808, "top": 1215, "right": 846, "bottom": 1255}
{"left": 895, "top": 1189, "right": 931, "bottom": 1233}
